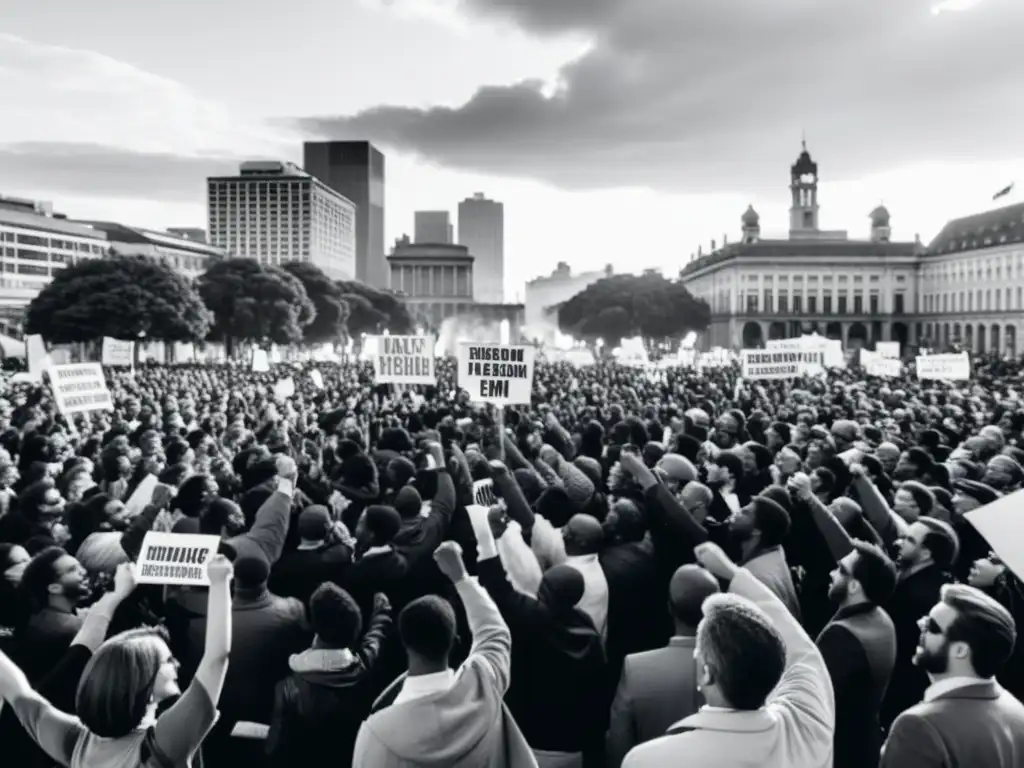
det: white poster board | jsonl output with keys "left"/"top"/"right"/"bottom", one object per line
{"left": 48, "top": 363, "right": 114, "bottom": 415}
{"left": 102, "top": 337, "right": 134, "bottom": 367}
{"left": 916, "top": 352, "right": 970, "bottom": 381}
{"left": 457, "top": 343, "right": 535, "bottom": 405}
{"left": 740, "top": 349, "right": 801, "bottom": 380}
{"left": 136, "top": 532, "right": 222, "bottom": 586}
{"left": 370, "top": 335, "right": 436, "bottom": 384}
{"left": 876, "top": 341, "right": 901, "bottom": 359}
{"left": 965, "top": 490, "right": 1024, "bottom": 581}
{"left": 251, "top": 349, "right": 269, "bottom": 372}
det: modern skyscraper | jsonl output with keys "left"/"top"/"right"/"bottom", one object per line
{"left": 414, "top": 211, "right": 453, "bottom": 244}
{"left": 458, "top": 193, "right": 504, "bottom": 303}
{"left": 303, "top": 141, "right": 386, "bottom": 287}
{"left": 207, "top": 161, "right": 356, "bottom": 279}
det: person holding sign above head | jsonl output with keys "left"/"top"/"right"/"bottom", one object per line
{"left": 0, "top": 555, "right": 234, "bottom": 767}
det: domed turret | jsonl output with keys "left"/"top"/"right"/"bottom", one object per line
{"left": 869, "top": 204, "right": 892, "bottom": 243}
{"left": 741, "top": 204, "right": 761, "bottom": 244}
{"left": 742, "top": 205, "right": 760, "bottom": 226}
{"left": 870, "top": 204, "right": 890, "bottom": 227}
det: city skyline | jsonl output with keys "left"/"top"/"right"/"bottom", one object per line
{"left": 0, "top": 0, "right": 1022, "bottom": 298}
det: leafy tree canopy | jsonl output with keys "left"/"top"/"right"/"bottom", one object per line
{"left": 337, "top": 280, "right": 416, "bottom": 336}
{"left": 197, "top": 258, "right": 315, "bottom": 348}
{"left": 557, "top": 272, "right": 710, "bottom": 349}
{"left": 280, "top": 261, "right": 350, "bottom": 344}
{"left": 25, "top": 254, "right": 211, "bottom": 343}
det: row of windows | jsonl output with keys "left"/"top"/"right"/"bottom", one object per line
{"left": 738, "top": 291, "right": 906, "bottom": 315}
{"left": 922, "top": 286, "right": 1024, "bottom": 314}
{"left": 0, "top": 229, "right": 106, "bottom": 254}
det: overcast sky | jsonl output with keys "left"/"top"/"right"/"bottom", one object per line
{"left": 1, "top": 0, "right": 1021, "bottom": 299}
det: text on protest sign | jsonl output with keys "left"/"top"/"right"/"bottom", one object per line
{"left": 48, "top": 363, "right": 114, "bottom": 414}
{"left": 741, "top": 349, "right": 819, "bottom": 380}
{"left": 102, "top": 337, "right": 134, "bottom": 367}
{"left": 916, "top": 352, "right": 971, "bottom": 381}
{"left": 371, "top": 335, "right": 436, "bottom": 384}
{"left": 876, "top": 341, "right": 901, "bottom": 360}
{"left": 457, "top": 343, "right": 536, "bottom": 404}
{"left": 136, "top": 532, "right": 222, "bottom": 586}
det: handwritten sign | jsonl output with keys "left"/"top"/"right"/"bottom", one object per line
{"left": 370, "top": 335, "right": 436, "bottom": 384}
{"left": 102, "top": 337, "right": 134, "bottom": 367}
{"left": 136, "top": 532, "right": 222, "bottom": 586}
{"left": 916, "top": 352, "right": 970, "bottom": 381}
{"left": 457, "top": 343, "right": 535, "bottom": 405}
{"left": 48, "top": 363, "right": 114, "bottom": 415}
{"left": 876, "top": 341, "right": 900, "bottom": 359}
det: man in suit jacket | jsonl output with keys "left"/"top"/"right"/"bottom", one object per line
{"left": 606, "top": 564, "right": 720, "bottom": 767}
{"left": 817, "top": 541, "right": 898, "bottom": 768}
{"left": 881, "top": 583, "right": 1024, "bottom": 767}
{"left": 623, "top": 543, "right": 834, "bottom": 768}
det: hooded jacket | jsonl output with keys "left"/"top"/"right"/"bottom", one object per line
{"left": 478, "top": 556, "right": 608, "bottom": 754}
{"left": 267, "top": 599, "right": 392, "bottom": 768}
{"left": 351, "top": 578, "right": 537, "bottom": 768}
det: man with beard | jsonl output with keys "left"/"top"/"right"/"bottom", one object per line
{"left": 881, "top": 584, "right": 1024, "bottom": 767}
{"left": 880, "top": 517, "right": 959, "bottom": 731}
{"left": 816, "top": 542, "right": 898, "bottom": 768}
{"left": 728, "top": 496, "right": 801, "bottom": 620}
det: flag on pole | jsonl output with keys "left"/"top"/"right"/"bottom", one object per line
{"left": 993, "top": 182, "right": 1014, "bottom": 201}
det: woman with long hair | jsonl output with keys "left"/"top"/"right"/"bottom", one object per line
{"left": 0, "top": 555, "right": 233, "bottom": 766}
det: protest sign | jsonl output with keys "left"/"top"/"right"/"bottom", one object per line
{"left": 865, "top": 355, "right": 902, "bottom": 378}
{"left": 876, "top": 341, "right": 900, "bottom": 359}
{"left": 274, "top": 377, "right": 295, "bottom": 399}
{"left": 26, "top": 334, "right": 51, "bottom": 380}
{"left": 457, "top": 343, "right": 535, "bottom": 404}
{"left": 136, "top": 532, "right": 222, "bottom": 586}
{"left": 916, "top": 352, "right": 970, "bottom": 381}
{"left": 48, "top": 363, "right": 114, "bottom": 415}
{"left": 741, "top": 349, "right": 803, "bottom": 380}
{"left": 251, "top": 349, "right": 269, "bottom": 372}
{"left": 767, "top": 335, "right": 828, "bottom": 374}
{"left": 309, "top": 369, "right": 324, "bottom": 389}
{"left": 102, "top": 337, "right": 134, "bottom": 367}
{"left": 370, "top": 335, "right": 436, "bottom": 384}
{"left": 965, "top": 489, "right": 1024, "bottom": 581}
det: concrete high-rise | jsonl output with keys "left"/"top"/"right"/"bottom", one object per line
{"left": 458, "top": 193, "right": 504, "bottom": 303}
{"left": 414, "top": 211, "right": 453, "bottom": 244}
{"left": 303, "top": 141, "right": 386, "bottom": 287}
{"left": 207, "top": 161, "right": 356, "bottom": 279}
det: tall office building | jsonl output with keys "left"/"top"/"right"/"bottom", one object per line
{"left": 303, "top": 141, "right": 386, "bottom": 288}
{"left": 207, "top": 161, "right": 356, "bottom": 279}
{"left": 458, "top": 193, "right": 504, "bottom": 302}
{"left": 414, "top": 211, "right": 453, "bottom": 244}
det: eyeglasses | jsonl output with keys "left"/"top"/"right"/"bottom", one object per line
{"left": 919, "top": 615, "right": 945, "bottom": 635}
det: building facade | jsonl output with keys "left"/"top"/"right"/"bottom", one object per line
{"left": 303, "top": 141, "right": 387, "bottom": 288}
{"left": 0, "top": 195, "right": 109, "bottom": 326}
{"left": 915, "top": 202, "right": 1024, "bottom": 356}
{"left": 207, "top": 161, "right": 356, "bottom": 280}
{"left": 387, "top": 237, "right": 474, "bottom": 330}
{"left": 75, "top": 222, "right": 227, "bottom": 279}
{"left": 524, "top": 262, "right": 612, "bottom": 347}
{"left": 458, "top": 193, "right": 504, "bottom": 303}
{"left": 414, "top": 211, "right": 453, "bottom": 244}
{"left": 680, "top": 145, "right": 923, "bottom": 351}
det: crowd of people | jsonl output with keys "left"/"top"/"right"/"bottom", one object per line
{"left": 0, "top": 350, "right": 1022, "bottom": 767}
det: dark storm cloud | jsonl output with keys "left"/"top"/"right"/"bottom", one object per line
{"left": 0, "top": 142, "right": 240, "bottom": 202}
{"left": 297, "top": 0, "right": 1024, "bottom": 193}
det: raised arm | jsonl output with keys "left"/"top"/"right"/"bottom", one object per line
{"left": 790, "top": 473, "right": 855, "bottom": 563}
{"left": 433, "top": 541, "right": 512, "bottom": 695}
{"left": 850, "top": 467, "right": 908, "bottom": 549}
{"left": 151, "top": 555, "right": 233, "bottom": 764}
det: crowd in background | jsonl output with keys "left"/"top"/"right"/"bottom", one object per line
{"left": 0, "top": 353, "right": 1022, "bottom": 767}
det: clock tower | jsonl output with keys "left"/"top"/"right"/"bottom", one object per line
{"left": 789, "top": 140, "right": 820, "bottom": 234}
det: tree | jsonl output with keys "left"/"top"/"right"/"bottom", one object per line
{"left": 197, "top": 258, "right": 315, "bottom": 355}
{"left": 557, "top": 272, "right": 710, "bottom": 349}
{"left": 280, "top": 261, "right": 350, "bottom": 344}
{"left": 336, "top": 281, "right": 416, "bottom": 335}
{"left": 25, "top": 254, "right": 211, "bottom": 343}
